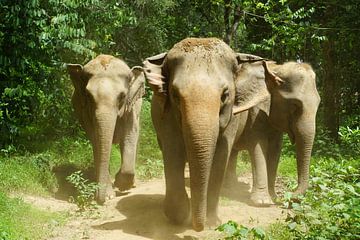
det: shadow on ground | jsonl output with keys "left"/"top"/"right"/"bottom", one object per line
{"left": 91, "top": 177, "right": 259, "bottom": 240}
{"left": 93, "top": 194, "right": 196, "bottom": 240}
{"left": 52, "top": 164, "right": 95, "bottom": 200}
{"left": 221, "top": 179, "right": 253, "bottom": 205}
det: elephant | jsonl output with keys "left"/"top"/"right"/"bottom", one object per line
{"left": 142, "top": 38, "right": 280, "bottom": 231}
{"left": 67, "top": 54, "right": 145, "bottom": 204}
{"left": 225, "top": 58, "right": 321, "bottom": 205}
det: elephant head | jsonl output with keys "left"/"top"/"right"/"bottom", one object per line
{"left": 234, "top": 59, "right": 320, "bottom": 195}
{"left": 263, "top": 61, "right": 320, "bottom": 193}
{"left": 143, "top": 38, "right": 268, "bottom": 231}
{"left": 67, "top": 54, "right": 144, "bottom": 203}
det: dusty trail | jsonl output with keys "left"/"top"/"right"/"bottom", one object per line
{"left": 23, "top": 176, "right": 285, "bottom": 240}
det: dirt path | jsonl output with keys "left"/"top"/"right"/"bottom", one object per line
{"left": 23, "top": 176, "right": 286, "bottom": 240}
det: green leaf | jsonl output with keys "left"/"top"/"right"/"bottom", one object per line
{"left": 252, "top": 227, "right": 266, "bottom": 238}
{"left": 287, "top": 222, "right": 297, "bottom": 230}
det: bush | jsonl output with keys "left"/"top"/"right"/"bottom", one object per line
{"left": 282, "top": 124, "right": 360, "bottom": 160}
{"left": 216, "top": 220, "right": 266, "bottom": 240}
{"left": 66, "top": 171, "right": 98, "bottom": 211}
{"left": 339, "top": 126, "right": 360, "bottom": 156}
{"left": 284, "top": 158, "right": 360, "bottom": 239}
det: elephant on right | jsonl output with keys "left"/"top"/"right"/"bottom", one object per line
{"left": 226, "top": 58, "right": 321, "bottom": 206}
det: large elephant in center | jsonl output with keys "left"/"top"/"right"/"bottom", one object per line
{"left": 67, "top": 55, "right": 144, "bottom": 203}
{"left": 143, "top": 38, "right": 277, "bottom": 231}
{"left": 226, "top": 58, "right": 321, "bottom": 205}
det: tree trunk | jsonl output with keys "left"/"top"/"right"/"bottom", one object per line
{"left": 322, "top": 36, "right": 339, "bottom": 140}
{"left": 223, "top": 1, "right": 242, "bottom": 46}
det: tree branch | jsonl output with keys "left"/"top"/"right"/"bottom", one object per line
{"left": 224, "top": 1, "right": 242, "bottom": 46}
{"left": 224, "top": 0, "right": 231, "bottom": 44}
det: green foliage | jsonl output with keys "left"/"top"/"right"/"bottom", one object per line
{"left": 216, "top": 220, "right": 266, "bottom": 240}
{"left": 236, "top": 152, "right": 251, "bottom": 176}
{"left": 0, "top": 192, "right": 64, "bottom": 240}
{"left": 281, "top": 122, "right": 360, "bottom": 160}
{"left": 222, "top": 157, "right": 360, "bottom": 240}
{"left": 137, "top": 100, "right": 163, "bottom": 179}
{"left": 66, "top": 171, "right": 98, "bottom": 211}
{"left": 0, "top": 153, "right": 57, "bottom": 195}
{"left": 284, "top": 158, "right": 360, "bottom": 239}
{"left": 0, "top": 0, "right": 154, "bottom": 148}
{"left": 312, "top": 128, "right": 341, "bottom": 158}
{"left": 1, "top": 0, "right": 358, "bottom": 148}
{"left": 137, "top": 158, "right": 164, "bottom": 180}
{"left": 0, "top": 135, "right": 95, "bottom": 196}
{"left": 339, "top": 126, "right": 360, "bottom": 155}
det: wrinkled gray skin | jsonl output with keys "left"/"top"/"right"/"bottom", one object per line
{"left": 226, "top": 59, "right": 321, "bottom": 205}
{"left": 143, "top": 38, "right": 272, "bottom": 231}
{"left": 67, "top": 55, "right": 145, "bottom": 204}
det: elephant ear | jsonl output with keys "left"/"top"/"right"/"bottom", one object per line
{"left": 233, "top": 60, "right": 278, "bottom": 114}
{"left": 236, "top": 53, "right": 266, "bottom": 64}
{"left": 67, "top": 63, "right": 94, "bottom": 140}
{"left": 143, "top": 52, "right": 168, "bottom": 95}
{"left": 67, "top": 63, "right": 89, "bottom": 108}
{"left": 262, "top": 61, "right": 284, "bottom": 91}
{"left": 125, "top": 66, "right": 145, "bottom": 113}
{"left": 67, "top": 63, "right": 85, "bottom": 90}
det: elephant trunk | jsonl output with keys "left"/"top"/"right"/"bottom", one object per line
{"left": 293, "top": 117, "right": 316, "bottom": 194}
{"left": 182, "top": 103, "right": 219, "bottom": 231}
{"left": 93, "top": 110, "right": 117, "bottom": 203}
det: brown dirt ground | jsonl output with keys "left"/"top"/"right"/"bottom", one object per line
{"left": 21, "top": 175, "right": 286, "bottom": 240}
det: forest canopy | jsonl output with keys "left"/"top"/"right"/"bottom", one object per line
{"left": 0, "top": 0, "right": 359, "bottom": 148}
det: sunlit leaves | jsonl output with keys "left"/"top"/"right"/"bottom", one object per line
{"left": 284, "top": 158, "right": 360, "bottom": 239}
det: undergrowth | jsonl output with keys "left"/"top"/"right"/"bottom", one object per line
{"left": 282, "top": 158, "right": 360, "bottom": 240}
{"left": 218, "top": 123, "right": 360, "bottom": 239}
{"left": 66, "top": 171, "right": 98, "bottom": 211}
{"left": 0, "top": 192, "right": 64, "bottom": 240}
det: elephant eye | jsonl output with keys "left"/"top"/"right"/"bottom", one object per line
{"left": 221, "top": 88, "right": 229, "bottom": 103}
{"left": 118, "top": 92, "right": 126, "bottom": 103}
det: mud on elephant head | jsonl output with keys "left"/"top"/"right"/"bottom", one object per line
{"left": 67, "top": 55, "right": 145, "bottom": 204}
{"left": 142, "top": 38, "right": 279, "bottom": 231}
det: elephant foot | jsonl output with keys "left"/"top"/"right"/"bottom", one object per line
{"left": 268, "top": 189, "right": 281, "bottom": 204}
{"left": 192, "top": 218, "right": 205, "bottom": 232}
{"left": 96, "top": 183, "right": 115, "bottom": 204}
{"left": 114, "top": 172, "right": 135, "bottom": 191}
{"left": 293, "top": 185, "right": 307, "bottom": 196}
{"left": 250, "top": 190, "right": 274, "bottom": 206}
{"left": 164, "top": 192, "right": 190, "bottom": 224}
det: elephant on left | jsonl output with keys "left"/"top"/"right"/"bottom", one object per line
{"left": 67, "top": 54, "right": 145, "bottom": 204}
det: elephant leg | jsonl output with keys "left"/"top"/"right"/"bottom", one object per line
{"left": 114, "top": 101, "right": 141, "bottom": 191}
{"left": 223, "top": 149, "right": 239, "bottom": 187}
{"left": 207, "top": 119, "right": 238, "bottom": 226}
{"left": 162, "top": 139, "right": 189, "bottom": 224}
{"left": 266, "top": 130, "right": 283, "bottom": 199}
{"left": 249, "top": 140, "right": 273, "bottom": 206}
{"left": 207, "top": 142, "right": 228, "bottom": 226}
{"left": 152, "top": 99, "right": 189, "bottom": 224}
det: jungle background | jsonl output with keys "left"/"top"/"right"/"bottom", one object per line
{"left": 0, "top": 0, "right": 359, "bottom": 239}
